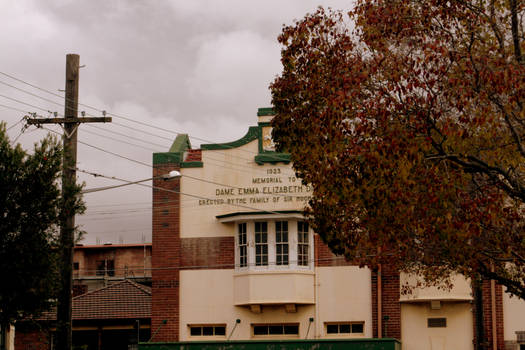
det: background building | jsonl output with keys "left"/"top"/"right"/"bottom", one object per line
{"left": 14, "top": 244, "right": 152, "bottom": 350}
{"left": 73, "top": 243, "right": 152, "bottom": 293}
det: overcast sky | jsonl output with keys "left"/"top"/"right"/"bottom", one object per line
{"left": 1, "top": 0, "right": 351, "bottom": 244}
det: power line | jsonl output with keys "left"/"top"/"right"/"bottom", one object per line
{"left": 6, "top": 118, "right": 24, "bottom": 131}
{"left": 86, "top": 124, "right": 170, "bottom": 149}
{"left": 0, "top": 93, "right": 57, "bottom": 114}
{"left": 81, "top": 127, "right": 161, "bottom": 152}
{"left": 39, "top": 125, "right": 305, "bottom": 205}
{"left": 76, "top": 168, "right": 295, "bottom": 215}
{"left": 1, "top": 72, "right": 296, "bottom": 177}
{"left": 0, "top": 78, "right": 63, "bottom": 107}
{"left": 0, "top": 103, "right": 32, "bottom": 114}
{"left": 0, "top": 70, "right": 292, "bottom": 163}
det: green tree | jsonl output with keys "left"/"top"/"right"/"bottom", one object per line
{"left": 0, "top": 123, "right": 83, "bottom": 330}
{"left": 271, "top": 1, "right": 524, "bottom": 298}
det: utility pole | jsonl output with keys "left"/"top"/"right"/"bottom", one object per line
{"left": 26, "top": 54, "right": 111, "bottom": 350}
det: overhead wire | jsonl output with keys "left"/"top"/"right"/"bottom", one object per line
{"left": 1, "top": 74, "right": 303, "bottom": 212}
{"left": 81, "top": 127, "right": 161, "bottom": 152}
{"left": 38, "top": 125, "right": 307, "bottom": 209}
{"left": 0, "top": 71, "right": 295, "bottom": 165}
{"left": 0, "top": 85, "right": 295, "bottom": 177}
{"left": 85, "top": 123, "right": 170, "bottom": 149}
{"left": 76, "top": 167, "right": 303, "bottom": 216}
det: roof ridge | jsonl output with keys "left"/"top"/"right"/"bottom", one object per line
{"left": 125, "top": 279, "right": 152, "bottom": 295}
{"left": 73, "top": 279, "right": 143, "bottom": 300}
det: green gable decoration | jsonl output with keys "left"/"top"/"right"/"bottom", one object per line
{"left": 155, "top": 108, "right": 290, "bottom": 166}
{"left": 153, "top": 134, "right": 191, "bottom": 166}
{"left": 201, "top": 127, "right": 259, "bottom": 151}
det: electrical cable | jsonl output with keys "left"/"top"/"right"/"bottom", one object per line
{"left": 0, "top": 77, "right": 296, "bottom": 176}
{"left": 81, "top": 127, "right": 161, "bottom": 152}
{"left": 0, "top": 71, "right": 292, "bottom": 163}
{"left": 86, "top": 123, "right": 170, "bottom": 149}
{"left": 76, "top": 167, "right": 300, "bottom": 216}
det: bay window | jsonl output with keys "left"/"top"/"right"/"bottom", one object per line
{"left": 234, "top": 219, "right": 312, "bottom": 271}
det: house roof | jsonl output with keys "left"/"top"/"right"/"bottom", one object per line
{"left": 74, "top": 243, "right": 151, "bottom": 250}
{"left": 73, "top": 279, "right": 151, "bottom": 320}
{"left": 40, "top": 279, "right": 151, "bottom": 321}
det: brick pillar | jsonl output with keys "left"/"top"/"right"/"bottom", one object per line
{"left": 151, "top": 160, "right": 181, "bottom": 342}
{"left": 473, "top": 280, "right": 505, "bottom": 349}
{"left": 371, "top": 264, "right": 401, "bottom": 339}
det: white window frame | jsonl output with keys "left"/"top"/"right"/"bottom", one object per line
{"left": 233, "top": 217, "right": 313, "bottom": 272}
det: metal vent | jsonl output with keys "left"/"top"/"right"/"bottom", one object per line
{"left": 427, "top": 318, "right": 447, "bottom": 328}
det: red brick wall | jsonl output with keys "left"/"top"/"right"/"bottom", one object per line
{"left": 371, "top": 264, "right": 401, "bottom": 340}
{"left": 15, "top": 327, "right": 51, "bottom": 350}
{"left": 151, "top": 162, "right": 181, "bottom": 342}
{"left": 314, "top": 235, "right": 353, "bottom": 267}
{"left": 180, "top": 237, "right": 234, "bottom": 269}
{"left": 473, "top": 280, "right": 505, "bottom": 349}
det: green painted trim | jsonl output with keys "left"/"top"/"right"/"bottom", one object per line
{"left": 258, "top": 122, "right": 271, "bottom": 127}
{"left": 216, "top": 210, "right": 303, "bottom": 219}
{"left": 255, "top": 153, "right": 291, "bottom": 165}
{"left": 153, "top": 152, "right": 182, "bottom": 165}
{"left": 140, "top": 338, "right": 401, "bottom": 350}
{"left": 201, "top": 126, "right": 259, "bottom": 150}
{"left": 169, "top": 134, "right": 191, "bottom": 153}
{"left": 257, "top": 107, "right": 275, "bottom": 116}
{"left": 180, "top": 161, "right": 203, "bottom": 168}
{"left": 258, "top": 123, "right": 263, "bottom": 154}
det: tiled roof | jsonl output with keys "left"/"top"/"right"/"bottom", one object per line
{"left": 40, "top": 280, "right": 151, "bottom": 320}
{"left": 73, "top": 279, "right": 151, "bottom": 320}
{"left": 74, "top": 243, "right": 151, "bottom": 249}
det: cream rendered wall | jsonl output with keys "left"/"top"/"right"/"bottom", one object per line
{"left": 179, "top": 269, "right": 315, "bottom": 340}
{"left": 316, "top": 266, "right": 373, "bottom": 338}
{"left": 401, "top": 302, "right": 473, "bottom": 350}
{"left": 503, "top": 291, "right": 525, "bottom": 341}
{"left": 399, "top": 273, "right": 473, "bottom": 302}
{"left": 180, "top": 139, "right": 310, "bottom": 238}
{"left": 180, "top": 267, "right": 373, "bottom": 341}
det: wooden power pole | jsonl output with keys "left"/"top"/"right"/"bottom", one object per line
{"left": 27, "top": 54, "right": 111, "bottom": 350}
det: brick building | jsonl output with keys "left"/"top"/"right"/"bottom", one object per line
{"left": 14, "top": 244, "right": 152, "bottom": 350}
{"left": 73, "top": 243, "right": 152, "bottom": 293}
{"left": 150, "top": 108, "right": 525, "bottom": 350}
{"left": 15, "top": 280, "right": 151, "bottom": 350}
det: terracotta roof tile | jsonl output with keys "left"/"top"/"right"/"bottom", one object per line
{"left": 40, "top": 280, "right": 151, "bottom": 320}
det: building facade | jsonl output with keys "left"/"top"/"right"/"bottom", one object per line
{"left": 73, "top": 243, "right": 152, "bottom": 293}
{"left": 151, "top": 108, "right": 525, "bottom": 349}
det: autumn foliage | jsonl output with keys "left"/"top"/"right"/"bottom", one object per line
{"left": 271, "top": 0, "right": 525, "bottom": 298}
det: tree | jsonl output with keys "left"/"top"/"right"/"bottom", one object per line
{"left": 0, "top": 123, "right": 83, "bottom": 330}
{"left": 270, "top": 1, "right": 525, "bottom": 299}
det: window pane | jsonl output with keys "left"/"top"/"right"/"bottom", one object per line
{"left": 269, "top": 325, "right": 283, "bottom": 334}
{"left": 190, "top": 327, "right": 201, "bottom": 336}
{"left": 284, "top": 325, "right": 299, "bottom": 335}
{"left": 214, "top": 326, "right": 226, "bottom": 335}
{"left": 298, "top": 221, "right": 309, "bottom": 266}
{"left": 352, "top": 323, "right": 364, "bottom": 333}
{"left": 276, "top": 221, "right": 289, "bottom": 266}
{"left": 203, "top": 327, "right": 213, "bottom": 336}
{"left": 238, "top": 223, "right": 247, "bottom": 268}
{"left": 339, "top": 324, "right": 351, "bottom": 333}
{"left": 326, "top": 324, "right": 338, "bottom": 334}
{"left": 253, "top": 326, "right": 267, "bottom": 335}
